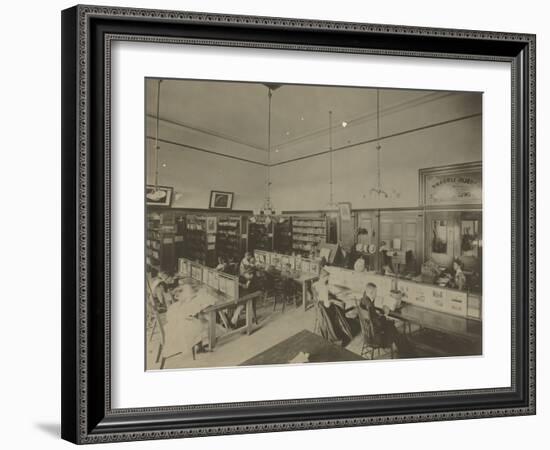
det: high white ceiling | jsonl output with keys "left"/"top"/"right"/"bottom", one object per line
{"left": 145, "top": 79, "right": 481, "bottom": 165}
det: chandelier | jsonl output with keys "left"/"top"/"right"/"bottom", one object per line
{"left": 327, "top": 110, "right": 339, "bottom": 217}
{"left": 258, "top": 83, "right": 281, "bottom": 221}
{"left": 145, "top": 79, "right": 169, "bottom": 203}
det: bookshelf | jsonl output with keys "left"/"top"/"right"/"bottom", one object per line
{"left": 216, "top": 215, "right": 245, "bottom": 264}
{"left": 183, "top": 215, "right": 214, "bottom": 266}
{"left": 291, "top": 216, "right": 327, "bottom": 256}
{"left": 273, "top": 216, "right": 292, "bottom": 254}
{"left": 248, "top": 216, "right": 273, "bottom": 252}
{"left": 146, "top": 210, "right": 176, "bottom": 273}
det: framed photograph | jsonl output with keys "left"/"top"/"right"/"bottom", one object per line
{"left": 145, "top": 184, "right": 173, "bottom": 207}
{"left": 209, "top": 190, "right": 234, "bottom": 209}
{"left": 338, "top": 202, "right": 352, "bottom": 221}
{"left": 61, "top": 5, "right": 535, "bottom": 445}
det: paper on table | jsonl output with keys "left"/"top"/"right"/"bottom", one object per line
{"left": 289, "top": 352, "right": 310, "bottom": 364}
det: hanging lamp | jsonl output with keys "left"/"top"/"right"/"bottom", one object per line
{"left": 259, "top": 83, "right": 281, "bottom": 219}
{"left": 146, "top": 79, "right": 167, "bottom": 202}
{"left": 369, "top": 89, "right": 400, "bottom": 200}
{"left": 327, "top": 110, "right": 339, "bottom": 217}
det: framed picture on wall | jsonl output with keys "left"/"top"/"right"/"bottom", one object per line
{"left": 62, "top": 5, "right": 535, "bottom": 445}
{"left": 145, "top": 185, "right": 173, "bottom": 207}
{"left": 338, "top": 202, "right": 352, "bottom": 221}
{"left": 209, "top": 190, "right": 234, "bottom": 209}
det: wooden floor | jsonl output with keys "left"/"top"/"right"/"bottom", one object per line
{"left": 146, "top": 297, "right": 480, "bottom": 370}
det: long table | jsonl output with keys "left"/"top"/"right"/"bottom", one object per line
{"left": 329, "top": 284, "right": 481, "bottom": 342}
{"left": 241, "top": 329, "right": 365, "bottom": 366}
{"left": 201, "top": 290, "right": 263, "bottom": 351}
{"left": 389, "top": 304, "right": 482, "bottom": 342}
{"left": 253, "top": 265, "right": 318, "bottom": 312}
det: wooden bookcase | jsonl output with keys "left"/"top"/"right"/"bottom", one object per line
{"left": 216, "top": 215, "right": 246, "bottom": 264}
{"left": 273, "top": 216, "right": 293, "bottom": 254}
{"left": 183, "top": 215, "right": 215, "bottom": 266}
{"left": 146, "top": 210, "right": 177, "bottom": 273}
{"left": 247, "top": 216, "right": 274, "bottom": 252}
{"left": 291, "top": 216, "right": 327, "bottom": 256}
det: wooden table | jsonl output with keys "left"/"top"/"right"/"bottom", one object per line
{"left": 201, "top": 291, "right": 263, "bottom": 351}
{"left": 389, "top": 304, "right": 482, "bottom": 341}
{"left": 329, "top": 284, "right": 481, "bottom": 342}
{"left": 256, "top": 265, "right": 318, "bottom": 312}
{"left": 241, "top": 329, "right": 365, "bottom": 366}
{"left": 293, "top": 272, "right": 318, "bottom": 311}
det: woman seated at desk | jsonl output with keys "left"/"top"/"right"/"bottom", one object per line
{"left": 148, "top": 268, "right": 175, "bottom": 311}
{"left": 215, "top": 256, "right": 228, "bottom": 273}
{"left": 312, "top": 270, "right": 353, "bottom": 346}
{"left": 348, "top": 282, "right": 414, "bottom": 357}
{"left": 232, "top": 256, "right": 262, "bottom": 326}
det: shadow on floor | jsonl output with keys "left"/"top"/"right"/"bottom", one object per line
{"left": 35, "top": 422, "right": 60, "bottom": 438}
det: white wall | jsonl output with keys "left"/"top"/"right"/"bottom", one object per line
{"left": 2, "top": 1, "right": 546, "bottom": 450}
{"left": 150, "top": 89, "right": 481, "bottom": 212}
{"left": 271, "top": 95, "right": 481, "bottom": 211}
{"left": 146, "top": 138, "right": 265, "bottom": 209}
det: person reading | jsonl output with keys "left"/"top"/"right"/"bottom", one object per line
{"left": 357, "top": 282, "right": 415, "bottom": 357}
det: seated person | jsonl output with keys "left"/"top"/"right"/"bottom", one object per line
{"left": 382, "top": 263, "right": 394, "bottom": 276}
{"left": 354, "top": 282, "right": 414, "bottom": 357}
{"left": 280, "top": 263, "right": 296, "bottom": 300}
{"left": 239, "top": 252, "right": 254, "bottom": 276}
{"left": 312, "top": 270, "right": 353, "bottom": 346}
{"left": 333, "top": 243, "right": 353, "bottom": 269}
{"left": 164, "top": 281, "right": 209, "bottom": 357}
{"left": 215, "top": 256, "right": 228, "bottom": 273}
{"left": 233, "top": 257, "right": 262, "bottom": 326}
{"left": 353, "top": 256, "right": 366, "bottom": 273}
{"left": 450, "top": 258, "right": 467, "bottom": 291}
{"left": 148, "top": 268, "right": 175, "bottom": 310}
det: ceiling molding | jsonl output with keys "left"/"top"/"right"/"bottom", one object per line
{"left": 146, "top": 136, "right": 267, "bottom": 166}
{"left": 272, "top": 91, "right": 460, "bottom": 150}
{"left": 271, "top": 112, "right": 482, "bottom": 167}
{"left": 146, "top": 114, "right": 268, "bottom": 153}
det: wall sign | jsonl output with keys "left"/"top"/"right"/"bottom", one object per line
{"left": 420, "top": 162, "right": 482, "bottom": 206}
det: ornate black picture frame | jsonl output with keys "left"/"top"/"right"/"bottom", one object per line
{"left": 61, "top": 5, "right": 536, "bottom": 444}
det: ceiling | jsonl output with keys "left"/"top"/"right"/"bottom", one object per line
{"left": 145, "top": 78, "right": 480, "bottom": 165}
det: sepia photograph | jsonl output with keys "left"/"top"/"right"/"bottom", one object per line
{"left": 145, "top": 78, "right": 483, "bottom": 371}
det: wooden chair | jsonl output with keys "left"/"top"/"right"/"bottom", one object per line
{"left": 272, "top": 275, "right": 297, "bottom": 312}
{"left": 354, "top": 300, "right": 394, "bottom": 360}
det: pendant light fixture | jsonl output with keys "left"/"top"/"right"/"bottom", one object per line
{"left": 146, "top": 79, "right": 168, "bottom": 203}
{"left": 369, "top": 89, "right": 400, "bottom": 200}
{"left": 259, "top": 83, "right": 281, "bottom": 219}
{"left": 327, "top": 110, "right": 339, "bottom": 217}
